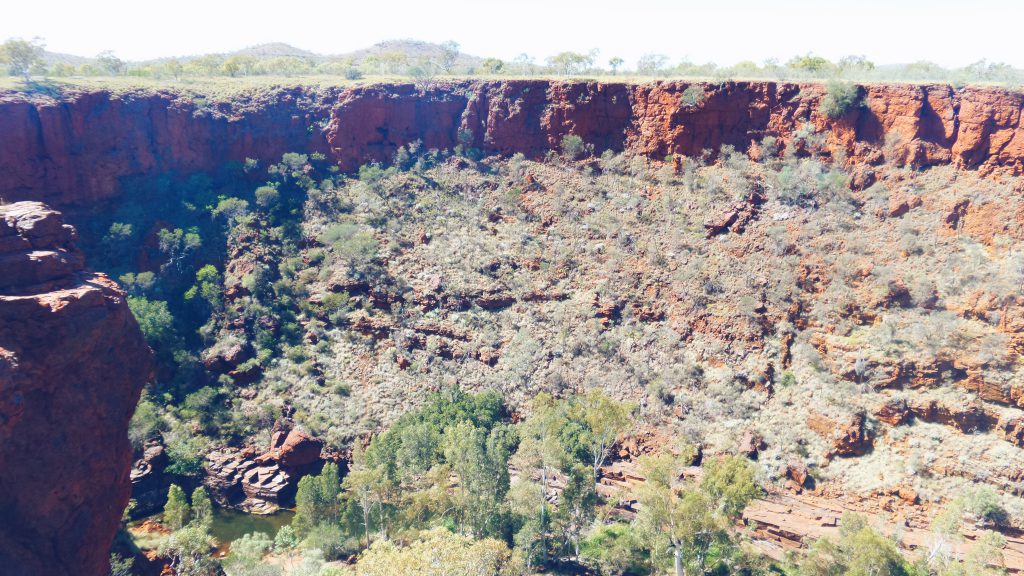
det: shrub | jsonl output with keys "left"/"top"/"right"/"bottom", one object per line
{"left": 964, "top": 487, "right": 1008, "bottom": 525}
{"left": 561, "top": 134, "right": 587, "bottom": 160}
{"left": 128, "top": 297, "right": 176, "bottom": 348}
{"left": 821, "top": 81, "right": 861, "bottom": 119}
{"left": 254, "top": 185, "right": 280, "bottom": 208}
{"left": 679, "top": 85, "right": 706, "bottom": 108}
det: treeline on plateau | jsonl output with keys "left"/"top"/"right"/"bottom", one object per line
{"left": 3, "top": 37, "right": 1022, "bottom": 85}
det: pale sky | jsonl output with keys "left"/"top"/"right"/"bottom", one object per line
{"left": 3, "top": 0, "right": 1022, "bottom": 68}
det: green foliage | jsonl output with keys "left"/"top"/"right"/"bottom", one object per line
{"left": 158, "top": 522, "right": 218, "bottom": 576}
{"left": 561, "top": 134, "right": 587, "bottom": 160}
{"left": 191, "top": 487, "right": 213, "bottom": 527}
{"left": 443, "top": 420, "right": 516, "bottom": 538}
{"left": 635, "top": 454, "right": 759, "bottom": 576}
{"left": 273, "top": 525, "right": 298, "bottom": 552}
{"left": 254, "top": 185, "right": 280, "bottom": 208}
{"left": 346, "top": 527, "right": 517, "bottom": 576}
{"left": 799, "top": 513, "right": 911, "bottom": 576}
{"left": 365, "top": 386, "right": 508, "bottom": 482}
{"left": 102, "top": 222, "right": 136, "bottom": 262}
{"left": 128, "top": 297, "right": 177, "bottom": 348}
{"left": 184, "top": 265, "right": 223, "bottom": 313}
{"left": 129, "top": 394, "right": 165, "bottom": 449}
{"left": 164, "top": 484, "right": 191, "bottom": 530}
{"left": 821, "top": 81, "right": 861, "bottom": 119}
{"left": 223, "top": 531, "right": 280, "bottom": 576}
{"left": 700, "top": 455, "right": 762, "bottom": 518}
{"left": 546, "top": 51, "right": 596, "bottom": 76}
{"left": 304, "top": 522, "right": 351, "bottom": 560}
{"left": 120, "top": 271, "right": 156, "bottom": 296}
{"left": 157, "top": 227, "right": 203, "bottom": 273}
{"left": 213, "top": 197, "right": 251, "bottom": 224}
{"left": 165, "top": 434, "right": 206, "bottom": 477}
{"left": 579, "top": 523, "right": 647, "bottom": 576}
{"left": 787, "top": 53, "right": 834, "bottom": 73}
{"left": 109, "top": 552, "right": 135, "bottom": 576}
{"left": 679, "top": 85, "right": 706, "bottom": 108}
{"left": 1, "top": 38, "right": 45, "bottom": 81}
{"left": 773, "top": 158, "right": 849, "bottom": 207}
{"left": 963, "top": 487, "right": 1008, "bottom": 525}
{"left": 293, "top": 462, "right": 342, "bottom": 535}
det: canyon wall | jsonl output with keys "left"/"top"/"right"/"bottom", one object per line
{"left": 0, "top": 202, "right": 152, "bottom": 576}
{"left": 1, "top": 81, "right": 1021, "bottom": 210}
{"left": 0, "top": 87, "right": 341, "bottom": 207}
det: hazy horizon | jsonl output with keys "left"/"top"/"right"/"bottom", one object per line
{"left": 4, "top": 0, "right": 1024, "bottom": 69}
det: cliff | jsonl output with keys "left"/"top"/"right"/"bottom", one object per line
{"left": 1, "top": 81, "right": 1021, "bottom": 209}
{"left": 0, "top": 202, "right": 152, "bottom": 576}
{"left": 0, "top": 87, "right": 341, "bottom": 207}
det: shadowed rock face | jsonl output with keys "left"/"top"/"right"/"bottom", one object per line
{"left": 1, "top": 81, "right": 1021, "bottom": 209}
{"left": 0, "top": 202, "right": 152, "bottom": 576}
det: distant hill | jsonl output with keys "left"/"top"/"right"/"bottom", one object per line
{"left": 39, "top": 40, "right": 487, "bottom": 69}
{"left": 333, "top": 39, "right": 484, "bottom": 68}
{"left": 228, "top": 43, "right": 320, "bottom": 61}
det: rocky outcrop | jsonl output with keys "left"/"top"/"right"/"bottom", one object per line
{"left": 807, "top": 411, "right": 874, "bottom": 458}
{"left": 0, "top": 202, "right": 152, "bottom": 576}
{"left": 1, "top": 82, "right": 1022, "bottom": 209}
{"left": 130, "top": 439, "right": 173, "bottom": 518}
{"left": 204, "top": 419, "right": 328, "bottom": 514}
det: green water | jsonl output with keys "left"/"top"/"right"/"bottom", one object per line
{"left": 134, "top": 508, "right": 295, "bottom": 555}
{"left": 207, "top": 508, "right": 295, "bottom": 551}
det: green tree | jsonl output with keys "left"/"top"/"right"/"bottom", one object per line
{"left": 637, "top": 53, "right": 670, "bottom": 75}
{"left": 787, "top": 53, "right": 834, "bottom": 75}
{"left": 608, "top": 57, "right": 624, "bottom": 74}
{"left": 165, "top": 58, "right": 184, "bottom": 80}
{"left": 274, "top": 525, "right": 299, "bottom": 552}
{"left": 342, "top": 447, "right": 392, "bottom": 547}
{"left": 480, "top": 58, "right": 504, "bottom": 74}
{"left": 159, "top": 523, "right": 218, "bottom": 576}
{"left": 443, "top": 421, "right": 515, "bottom": 537}
{"left": 184, "top": 265, "right": 223, "bottom": 313}
{"left": 439, "top": 40, "right": 460, "bottom": 74}
{"left": 800, "top": 513, "right": 911, "bottom": 576}
{"left": 561, "top": 134, "right": 587, "bottom": 159}
{"left": 636, "top": 454, "right": 759, "bottom": 576}
{"left": 96, "top": 50, "right": 124, "bottom": 76}
{"left": 191, "top": 487, "right": 213, "bottom": 527}
{"left": 223, "top": 532, "right": 280, "bottom": 576}
{"left": 1, "top": 38, "right": 45, "bottom": 82}
{"left": 572, "top": 391, "right": 633, "bottom": 479}
{"left": 293, "top": 462, "right": 341, "bottom": 535}
{"left": 553, "top": 463, "right": 597, "bottom": 559}
{"left": 580, "top": 523, "right": 647, "bottom": 576}
{"left": 157, "top": 227, "right": 202, "bottom": 273}
{"left": 350, "top": 527, "right": 515, "bottom": 576}
{"left": 128, "top": 297, "right": 177, "bottom": 348}
{"left": 547, "top": 51, "right": 595, "bottom": 76}
{"left": 510, "top": 393, "right": 569, "bottom": 566}
{"left": 254, "top": 185, "right": 280, "bottom": 209}
{"left": 164, "top": 484, "right": 191, "bottom": 530}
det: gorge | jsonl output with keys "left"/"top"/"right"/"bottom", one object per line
{"left": 1, "top": 79, "right": 1024, "bottom": 574}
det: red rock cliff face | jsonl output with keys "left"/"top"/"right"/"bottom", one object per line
{"left": 0, "top": 202, "right": 152, "bottom": 576}
{"left": 0, "top": 87, "right": 340, "bottom": 207}
{"left": 0, "top": 81, "right": 1020, "bottom": 207}
{"left": 325, "top": 80, "right": 1024, "bottom": 175}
